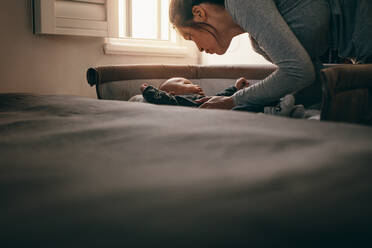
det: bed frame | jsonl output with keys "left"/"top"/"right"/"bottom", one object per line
{"left": 87, "top": 63, "right": 372, "bottom": 125}
{"left": 87, "top": 64, "right": 277, "bottom": 100}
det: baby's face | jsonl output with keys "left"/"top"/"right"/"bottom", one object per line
{"left": 160, "top": 78, "right": 205, "bottom": 96}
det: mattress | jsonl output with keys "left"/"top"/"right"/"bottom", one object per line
{"left": 1, "top": 93, "right": 372, "bottom": 247}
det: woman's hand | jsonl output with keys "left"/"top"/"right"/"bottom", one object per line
{"left": 194, "top": 97, "right": 212, "bottom": 104}
{"left": 198, "top": 96, "right": 235, "bottom": 110}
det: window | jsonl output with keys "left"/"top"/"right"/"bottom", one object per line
{"left": 105, "top": 0, "right": 191, "bottom": 57}
{"left": 33, "top": 0, "right": 194, "bottom": 57}
{"left": 118, "top": 0, "right": 172, "bottom": 41}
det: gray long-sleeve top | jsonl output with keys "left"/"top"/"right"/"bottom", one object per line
{"left": 226, "top": 0, "right": 372, "bottom": 108}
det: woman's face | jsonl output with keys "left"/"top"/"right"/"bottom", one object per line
{"left": 178, "top": 26, "right": 229, "bottom": 55}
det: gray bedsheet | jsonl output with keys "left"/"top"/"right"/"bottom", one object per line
{"left": 1, "top": 94, "right": 372, "bottom": 247}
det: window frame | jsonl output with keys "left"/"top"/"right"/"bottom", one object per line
{"left": 32, "top": 0, "right": 196, "bottom": 57}
{"left": 104, "top": 37, "right": 192, "bottom": 57}
{"left": 104, "top": 0, "right": 196, "bottom": 57}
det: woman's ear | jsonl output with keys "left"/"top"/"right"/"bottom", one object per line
{"left": 192, "top": 5, "right": 207, "bottom": 22}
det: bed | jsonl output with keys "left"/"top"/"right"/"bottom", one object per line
{"left": 1, "top": 64, "right": 372, "bottom": 247}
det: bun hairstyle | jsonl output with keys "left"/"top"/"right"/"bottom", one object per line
{"left": 169, "top": 0, "right": 225, "bottom": 28}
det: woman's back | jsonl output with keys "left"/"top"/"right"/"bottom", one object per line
{"left": 238, "top": 0, "right": 371, "bottom": 63}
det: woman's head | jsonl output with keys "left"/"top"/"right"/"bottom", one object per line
{"left": 169, "top": 0, "right": 243, "bottom": 55}
{"left": 169, "top": 0, "right": 225, "bottom": 28}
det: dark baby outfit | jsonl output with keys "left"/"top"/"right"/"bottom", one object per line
{"left": 142, "top": 85, "right": 274, "bottom": 113}
{"left": 142, "top": 85, "right": 238, "bottom": 107}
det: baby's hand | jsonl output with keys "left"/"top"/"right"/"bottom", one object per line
{"left": 197, "top": 87, "right": 206, "bottom": 96}
{"left": 235, "top": 77, "right": 250, "bottom": 90}
{"left": 140, "top": 83, "right": 149, "bottom": 92}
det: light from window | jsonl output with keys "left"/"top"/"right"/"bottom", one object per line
{"left": 118, "top": 0, "right": 176, "bottom": 42}
{"left": 161, "top": 0, "right": 170, "bottom": 40}
{"left": 132, "top": 0, "right": 157, "bottom": 39}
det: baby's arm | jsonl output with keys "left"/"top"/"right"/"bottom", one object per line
{"left": 140, "top": 83, "right": 178, "bottom": 105}
{"left": 214, "top": 78, "right": 251, "bottom": 97}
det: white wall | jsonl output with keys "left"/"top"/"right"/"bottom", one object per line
{"left": 201, "top": 33, "right": 270, "bottom": 65}
{"left": 0, "top": 1, "right": 198, "bottom": 98}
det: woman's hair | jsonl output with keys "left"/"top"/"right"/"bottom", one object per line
{"left": 169, "top": 0, "right": 225, "bottom": 28}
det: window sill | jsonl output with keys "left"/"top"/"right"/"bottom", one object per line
{"left": 104, "top": 38, "right": 193, "bottom": 57}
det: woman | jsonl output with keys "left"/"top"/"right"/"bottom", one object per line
{"left": 169, "top": 0, "right": 372, "bottom": 110}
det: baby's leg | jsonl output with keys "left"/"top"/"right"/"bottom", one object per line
{"left": 264, "top": 95, "right": 320, "bottom": 119}
{"left": 264, "top": 95, "right": 296, "bottom": 116}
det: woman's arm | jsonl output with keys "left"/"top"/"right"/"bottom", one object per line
{"left": 225, "top": 0, "right": 315, "bottom": 108}
{"left": 249, "top": 34, "right": 273, "bottom": 63}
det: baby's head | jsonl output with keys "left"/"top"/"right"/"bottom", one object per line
{"left": 159, "top": 77, "right": 205, "bottom": 96}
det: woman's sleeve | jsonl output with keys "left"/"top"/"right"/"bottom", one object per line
{"left": 249, "top": 34, "right": 273, "bottom": 63}
{"left": 225, "top": 0, "right": 315, "bottom": 107}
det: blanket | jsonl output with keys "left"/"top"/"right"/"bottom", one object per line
{"left": 1, "top": 94, "right": 372, "bottom": 247}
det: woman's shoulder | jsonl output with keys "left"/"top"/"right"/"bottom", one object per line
{"left": 224, "top": 0, "right": 286, "bottom": 36}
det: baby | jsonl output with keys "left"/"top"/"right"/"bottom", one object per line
{"left": 140, "top": 77, "right": 250, "bottom": 107}
{"left": 140, "top": 77, "right": 314, "bottom": 118}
